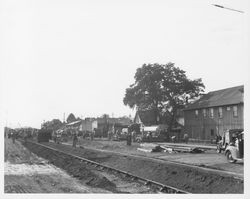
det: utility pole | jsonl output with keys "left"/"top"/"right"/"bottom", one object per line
{"left": 212, "top": 4, "right": 244, "bottom": 13}
{"left": 5, "top": 110, "right": 8, "bottom": 127}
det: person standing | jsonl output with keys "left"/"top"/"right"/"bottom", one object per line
{"left": 72, "top": 133, "right": 78, "bottom": 148}
{"left": 91, "top": 129, "right": 95, "bottom": 141}
{"left": 108, "top": 130, "right": 111, "bottom": 141}
{"left": 12, "top": 132, "right": 16, "bottom": 144}
{"left": 127, "top": 132, "right": 132, "bottom": 146}
{"left": 171, "top": 136, "right": 176, "bottom": 143}
{"left": 132, "top": 130, "right": 136, "bottom": 142}
{"left": 184, "top": 133, "right": 189, "bottom": 144}
{"left": 53, "top": 131, "right": 56, "bottom": 143}
{"left": 56, "top": 131, "right": 61, "bottom": 144}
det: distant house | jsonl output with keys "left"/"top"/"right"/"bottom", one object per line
{"left": 95, "top": 117, "right": 132, "bottom": 137}
{"left": 66, "top": 120, "right": 82, "bottom": 128}
{"left": 134, "top": 109, "right": 184, "bottom": 127}
{"left": 184, "top": 85, "right": 244, "bottom": 142}
{"left": 134, "top": 109, "right": 184, "bottom": 139}
{"left": 64, "top": 120, "right": 82, "bottom": 134}
{"left": 134, "top": 109, "right": 162, "bottom": 126}
{"left": 79, "top": 118, "right": 98, "bottom": 133}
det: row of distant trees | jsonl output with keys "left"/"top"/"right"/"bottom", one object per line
{"left": 123, "top": 63, "right": 205, "bottom": 130}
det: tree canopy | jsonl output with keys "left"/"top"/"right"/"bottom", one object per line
{"left": 101, "top": 114, "right": 110, "bottom": 118}
{"left": 42, "top": 119, "right": 63, "bottom": 130}
{"left": 66, "top": 113, "right": 76, "bottom": 123}
{"left": 123, "top": 63, "right": 205, "bottom": 128}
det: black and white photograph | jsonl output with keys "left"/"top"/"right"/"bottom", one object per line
{"left": 0, "top": 0, "right": 249, "bottom": 197}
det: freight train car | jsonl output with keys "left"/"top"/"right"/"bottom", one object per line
{"left": 37, "top": 129, "right": 52, "bottom": 143}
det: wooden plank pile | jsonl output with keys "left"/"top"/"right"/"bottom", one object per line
{"left": 137, "top": 143, "right": 204, "bottom": 153}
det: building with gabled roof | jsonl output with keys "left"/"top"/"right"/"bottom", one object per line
{"left": 134, "top": 109, "right": 160, "bottom": 126}
{"left": 184, "top": 85, "right": 244, "bottom": 142}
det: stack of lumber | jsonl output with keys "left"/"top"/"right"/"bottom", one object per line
{"left": 137, "top": 143, "right": 204, "bottom": 153}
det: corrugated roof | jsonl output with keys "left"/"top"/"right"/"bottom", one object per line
{"left": 66, "top": 120, "right": 82, "bottom": 126}
{"left": 185, "top": 85, "right": 244, "bottom": 110}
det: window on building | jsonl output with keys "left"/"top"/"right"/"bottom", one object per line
{"left": 209, "top": 108, "right": 214, "bottom": 118}
{"left": 218, "top": 107, "right": 223, "bottom": 118}
{"left": 233, "top": 106, "right": 238, "bottom": 117}
{"left": 195, "top": 110, "right": 198, "bottom": 117}
{"left": 203, "top": 109, "right": 207, "bottom": 117}
{"left": 226, "top": 107, "right": 231, "bottom": 111}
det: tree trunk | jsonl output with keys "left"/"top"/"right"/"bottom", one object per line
{"left": 154, "top": 103, "right": 159, "bottom": 125}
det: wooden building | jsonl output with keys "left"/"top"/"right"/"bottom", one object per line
{"left": 184, "top": 85, "right": 244, "bottom": 142}
{"left": 95, "top": 117, "right": 132, "bottom": 137}
{"left": 134, "top": 109, "right": 184, "bottom": 140}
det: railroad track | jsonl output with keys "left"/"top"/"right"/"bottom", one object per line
{"left": 60, "top": 141, "right": 243, "bottom": 180}
{"left": 23, "top": 140, "right": 190, "bottom": 194}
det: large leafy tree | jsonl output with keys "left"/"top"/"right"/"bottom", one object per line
{"left": 124, "top": 63, "right": 165, "bottom": 123}
{"left": 123, "top": 63, "right": 205, "bottom": 129}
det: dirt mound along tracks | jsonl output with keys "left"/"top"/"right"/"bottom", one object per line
{"left": 23, "top": 140, "right": 188, "bottom": 194}
{"left": 24, "top": 140, "right": 243, "bottom": 193}
{"left": 5, "top": 184, "right": 29, "bottom": 193}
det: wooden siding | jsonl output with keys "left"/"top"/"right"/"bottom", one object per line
{"left": 184, "top": 104, "right": 243, "bottom": 141}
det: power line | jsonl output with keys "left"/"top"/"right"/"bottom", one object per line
{"left": 212, "top": 4, "right": 244, "bottom": 13}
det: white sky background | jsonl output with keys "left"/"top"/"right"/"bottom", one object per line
{"left": 0, "top": 0, "right": 249, "bottom": 129}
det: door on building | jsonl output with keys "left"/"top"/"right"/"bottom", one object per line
{"left": 202, "top": 126, "right": 205, "bottom": 140}
{"left": 210, "top": 129, "right": 214, "bottom": 140}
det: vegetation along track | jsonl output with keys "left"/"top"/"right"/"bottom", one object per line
{"left": 23, "top": 140, "right": 243, "bottom": 193}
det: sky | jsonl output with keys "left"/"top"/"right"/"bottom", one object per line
{"left": 0, "top": 0, "right": 249, "bottom": 129}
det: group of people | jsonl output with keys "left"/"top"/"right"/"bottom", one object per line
{"left": 52, "top": 131, "right": 62, "bottom": 144}
{"left": 72, "top": 129, "right": 95, "bottom": 147}
{"left": 52, "top": 129, "right": 95, "bottom": 148}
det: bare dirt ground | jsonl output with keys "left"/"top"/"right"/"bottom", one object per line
{"left": 26, "top": 140, "right": 243, "bottom": 193}
{"left": 4, "top": 138, "right": 155, "bottom": 193}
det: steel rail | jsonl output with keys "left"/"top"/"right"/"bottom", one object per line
{"left": 24, "top": 140, "right": 190, "bottom": 194}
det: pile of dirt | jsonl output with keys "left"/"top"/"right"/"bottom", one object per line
{"left": 86, "top": 176, "right": 116, "bottom": 189}
{"left": 100, "top": 153, "right": 243, "bottom": 193}
{"left": 4, "top": 139, "right": 43, "bottom": 164}
{"left": 5, "top": 139, "right": 105, "bottom": 193}
{"left": 24, "top": 142, "right": 119, "bottom": 192}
